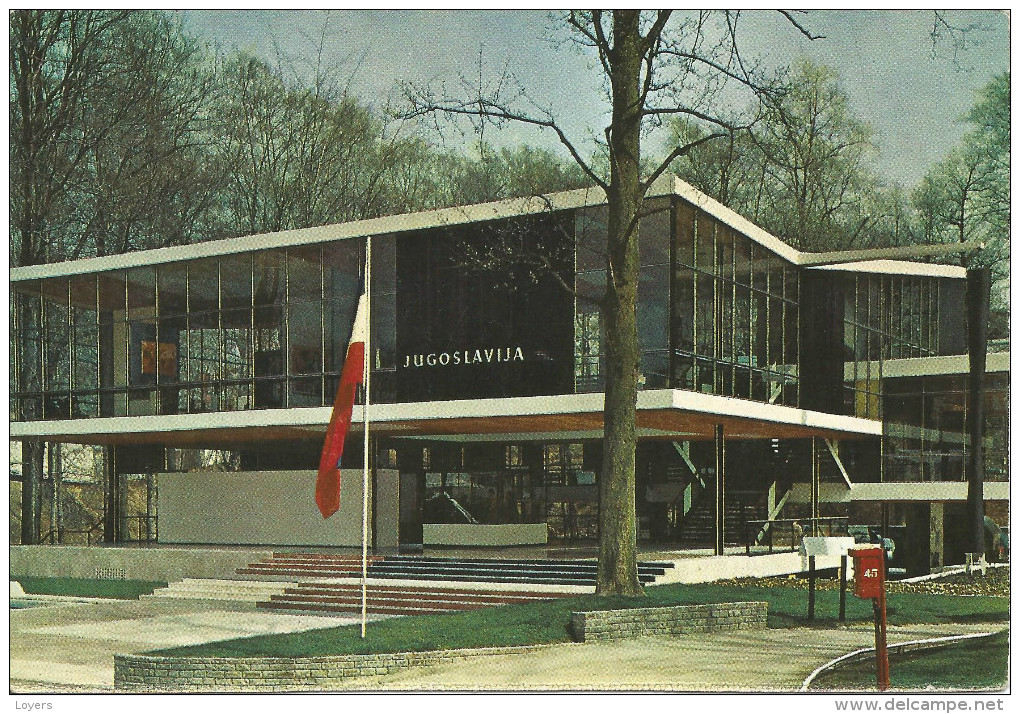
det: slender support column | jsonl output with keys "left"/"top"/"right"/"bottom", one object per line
{"left": 714, "top": 424, "right": 725, "bottom": 556}
{"left": 810, "top": 437, "right": 820, "bottom": 536}
{"left": 966, "top": 267, "right": 989, "bottom": 559}
{"left": 103, "top": 445, "right": 120, "bottom": 543}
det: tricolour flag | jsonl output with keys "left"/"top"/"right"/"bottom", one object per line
{"left": 315, "top": 293, "right": 368, "bottom": 518}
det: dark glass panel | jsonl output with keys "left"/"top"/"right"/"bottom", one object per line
{"left": 253, "top": 378, "right": 284, "bottom": 409}
{"left": 640, "top": 350, "right": 669, "bottom": 389}
{"left": 733, "top": 284, "right": 751, "bottom": 365}
{"left": 672, "top": 355, "right": 695, "bottom": 390}
{"left": 253, "top": 250, "right": 286, "bottom": 306}
{"left": 372, "top": 292, "right": 396, "bottom": 369}
{"left": 219, "top": 253, "right": 253, "bottom": 310}
{"left": 719, "top": 280, "right": 733, "bottom": 361}
{"left": 576, "top": 206, "right": 608, "bottom": 273}
{"left": 287, "top": 301, "right": 322, "bottom": 375}
{"left": 696, "top": 214, "right": 715, "bottom": 273}
{"left": 640, "top": 197, "right": 671, "bottom": 266}
{"left": 72, "top": 310, "right": 99, "bottom": 392}
{"left": 188, "top": 258, "right": 219, "bottom": 313}
{"left": 784, "top": 266, "right": 799, "bottom": 303}
{"left": 695, "top": 358, "right": 715, "bottom": 394}
{"left": 754, "top": 369, "right": 774, "bottom": 404}
{"left": 126, "top": 267, "right": 156, "bottom": 318}
{"left": 576, "top": 269, "right": 605, "bottom": 303}
{"left": 782, "top": 301, "right": 798, "bottom": 372}
{"left": 768, "top": 295, "right": 784, "bottom": 370}
{"left": 98, "top": 271, "right": 127, "bottom": 321}
{"left": 732, "top": 365, "right": 750, "bottom": 399}
{"left": 372, "top": 235, "right": 397, "bottom": 295}
{"left": 157, "top": 262, "right": 188, "bottom": 316}
{"left": 733, "top": 233, "right": 752, "bottom": 286}
{"left": 289, "top": 377, "right": 322, "bottom": 407}
{"left": 69, "top": 274, "right": 97, "bottom": 312}
{"left": 675, "top": 200, "right": 695, "bottom": 267}
{"left": 751, "top": 291, "right": 767, "bottom": 369}
{"left": 715, "top": 225, "right": 734, "bottom": 282}
{"left": 638, "top": 264, "right": 669, "bottom": 352}
{"left": 768, "top": 261, "right": 784, "bottom": 299}
{"left": 222, "top": 309, "right": 252, "bottom": 381}
{"left": 695, "top": 273, "right": 715, "bottom": 358}
{"left": 672, "top": 267, "right": 695, "bottom": 354}
{"left": 70, "top": 391, "right": 98, "bottom": 418}
{"left": 287, "top": 245, "right": 322, "bottom": 303}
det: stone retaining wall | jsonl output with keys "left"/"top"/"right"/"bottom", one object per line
{"left": 114, "top": 645, "right": 554, "bottom": 691}
{"left": 570, "top": 601, "right": 767, "bottom": 642}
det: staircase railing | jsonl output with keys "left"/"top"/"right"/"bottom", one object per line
{"left": 743, "top": 516, "right": 849, "bottom": 555}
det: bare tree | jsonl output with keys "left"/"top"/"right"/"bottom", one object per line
{"left": 404, "top": 10, "right": 818, "bottom": 595}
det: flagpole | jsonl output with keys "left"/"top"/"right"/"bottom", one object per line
{"left": 361, "top": 236, "right": 372, "bottom": 638}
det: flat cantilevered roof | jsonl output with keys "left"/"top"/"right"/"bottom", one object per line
{"left": 9, "top": 176, "right": 965, "bottom": 283}
{"left": 10, "top": 388, "right": 882, "bottom": 447}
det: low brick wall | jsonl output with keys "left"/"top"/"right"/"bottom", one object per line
{"left": 571, "top": 601, "right": 768, "bottom": 643}
{"left": 114, "top": 645, "right": 554, "bottom": 691}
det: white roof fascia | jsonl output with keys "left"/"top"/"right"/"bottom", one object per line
{"left": 671, "top": 178, "right": 803, "bottom": 265}
{"left": 666, "top": 389, "right": 883, "bottom": 436}
{"left": 848, "top": 481, "right": 1009, "bottom": 502}
{"left": 10, "top": 186, "right": 609, "bottom": 283}
{"left": 11, "top": 174, "right": 963, "bottom": 285}
{"left": 10, "top": 388, "right": 882, "bottom": 440}
{"left": 790, "top": 481, "right": 1010, "bottom": 503}
{"left": 806, "top": 259, "right": 967, "bottom": 279}
{"left": 881, "top": 352, "right": 1010, "bottom": 378}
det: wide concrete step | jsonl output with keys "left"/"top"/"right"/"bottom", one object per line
{"left": 143, "top": 578, "right": 296, "bottom": 603}
{"left": 288, "top": 583, "right": 570, "bottom": 602}
{"left": 256, "top": 600, "right": 457, "bottom": 616}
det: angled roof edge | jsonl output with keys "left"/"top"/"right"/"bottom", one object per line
{"left": 10, "top": 175, "right": 963, "bottom": 283}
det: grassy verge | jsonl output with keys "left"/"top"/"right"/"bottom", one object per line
{"left": 811, "top": 630, "right": 1009, "bottom": 691}
{"left": 152, "top": 581, "right": 1008, "bottom": 658}
{"left": 15, "top": 576, "right": 167, "bottom": 600}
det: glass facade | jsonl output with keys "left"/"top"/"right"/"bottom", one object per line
{"left": 672, "top": 200, "right": 800, "bottom": 405}
{"left": 11, "top": 191, "right": 993, "bottom": 551}
{"left": 11, "top": 239, "right": 392, "bottom": 419}
{"left": 884, "top": 371, "right": 1009, "bottom": 483}
{"left": 12, "top": 199, "right": 972, "bottom": 425}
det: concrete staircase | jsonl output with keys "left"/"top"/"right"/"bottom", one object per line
{"left": 236, "top": 553, "right": 383, "bottom": 580}
{"left": 142, "top": 578, "right": 297, "bottom": 605}
{"left": 236, "top": 553, "right": 675, "bottom": 587}
{"left": 257, "top": 582, "right": 575, "bottom": 616}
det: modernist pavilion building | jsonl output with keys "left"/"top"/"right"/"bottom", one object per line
{"left": 10, "top": 178, "right": 1008, "bottom": 576}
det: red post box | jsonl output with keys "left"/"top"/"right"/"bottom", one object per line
{"left": 851, "top": 545, "right": 885, "bottom": 599}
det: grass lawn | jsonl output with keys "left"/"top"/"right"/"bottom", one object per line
{"left": 16, "top": 576, "right": 167, "bottom": 600}
{"left": 811, "top": 630, "right": 1009, "bottom": 691}
{"left": 152, "top": 581, "right": 1008, "bottom": 658}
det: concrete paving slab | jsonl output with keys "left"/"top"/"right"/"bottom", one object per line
{"left": 24, "top": 610, "right": 354, "bottom": 647}
{"left": 9, "top": 597, "right": 382, "bottom": 692}
{"left": 321, "top": 623, "right": 1001, "bottom": 692}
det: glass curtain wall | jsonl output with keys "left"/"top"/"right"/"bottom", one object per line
{"left": 673, "top": 199, "right": 799, "bottom": 405}
{"left": 12, "top": 236, "right": 395, "bottom": 420}
{"left": 884, "top": 372, "right": 1009, "bottom": 483}
{"left": 840, "top": 273, "right": 949, "bottom": 420}
{"left": 573, "top": 198, "right": 677, "bottom": 394}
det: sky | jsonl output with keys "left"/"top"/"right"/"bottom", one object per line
{"left": 180, "top": 9, "right": 1009, "bottom": 189}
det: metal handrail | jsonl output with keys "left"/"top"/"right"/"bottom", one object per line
{"left": 743, "top": 516, "right": 849, "bottom": 555}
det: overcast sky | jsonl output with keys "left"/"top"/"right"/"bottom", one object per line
{"left": 180, "top": 9, "right": 1009, "bottom": 189}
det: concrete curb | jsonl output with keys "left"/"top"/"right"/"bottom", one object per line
{"left": 800, "top": 631, "right": 1001, "bottom": 691}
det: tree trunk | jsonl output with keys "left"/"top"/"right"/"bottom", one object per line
{"left": 596, "top": 10, "right": 644, "bottom": 596}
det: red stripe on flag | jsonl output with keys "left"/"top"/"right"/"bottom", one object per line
{"left": 315, "top": 296, "right": 367, "bottom": 518}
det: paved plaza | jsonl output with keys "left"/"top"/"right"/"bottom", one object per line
{"left": 9, "top": 594, "right": 1001, "bottom": 693}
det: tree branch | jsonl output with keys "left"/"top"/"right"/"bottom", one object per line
{"left": 777, "top": 10, "right": 825, "bottom": 40}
